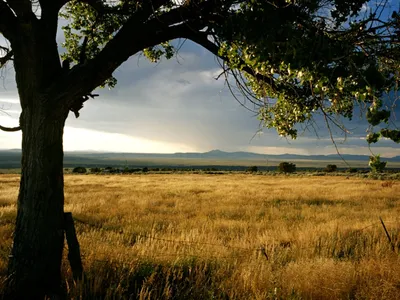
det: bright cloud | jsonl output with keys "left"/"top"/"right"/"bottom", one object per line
{"left": 64, "top": 127, "right": 196, "bottom": 153}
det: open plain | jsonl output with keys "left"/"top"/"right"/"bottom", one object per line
{"left": 0, "top": 173, "right": 400, "bottom": 299}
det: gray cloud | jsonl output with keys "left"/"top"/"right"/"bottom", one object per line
{"left": 66, "top": 47, "right": 265, "bottom": 150}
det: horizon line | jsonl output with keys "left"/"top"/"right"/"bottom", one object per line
{"left": 0, "top": 148, "right": 397, "bottom": 159}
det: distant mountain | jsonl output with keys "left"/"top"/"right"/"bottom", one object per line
{"left": 0, "top": 149, "right": 399, "bottom": 169}
{"left": 163, "top": 150, "right": 400, "bottom": 162}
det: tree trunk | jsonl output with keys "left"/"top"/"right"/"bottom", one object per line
{"left": 6, "top": 104, "right": 68, "bottom": 299}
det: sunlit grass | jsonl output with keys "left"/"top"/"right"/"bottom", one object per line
{"left": 1, "top": 173, "right": 400, "bottom": 299}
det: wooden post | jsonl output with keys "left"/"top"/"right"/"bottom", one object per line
{"left": 379, "top": 217, "right": 395, "bottom": 252}
{"left": 64, "top": 212, "right": 83, "bottom": 281}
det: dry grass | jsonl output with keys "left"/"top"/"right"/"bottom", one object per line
{"left": 0, "top": 173, "right": 400, "bottom": 299}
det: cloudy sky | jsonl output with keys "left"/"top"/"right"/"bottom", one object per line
{"left": 0, "top": 15, "right": 399, "bottom": 157}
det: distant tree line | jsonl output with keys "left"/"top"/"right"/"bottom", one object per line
{"left": 70, "top": 160, "right": 390, "bottom": 175}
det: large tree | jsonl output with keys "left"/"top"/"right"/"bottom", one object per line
{"left": 0, "top": 0, "right": 399, "bottom": 298}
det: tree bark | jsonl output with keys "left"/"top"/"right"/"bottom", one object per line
{"left": 6, "top": 103, "right": 69, "bottom": 299}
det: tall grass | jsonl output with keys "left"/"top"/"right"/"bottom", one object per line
{"left": 0, "top": 174, "right": 399, "bottom": 299}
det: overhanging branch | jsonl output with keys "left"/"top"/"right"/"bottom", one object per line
{"left": 50, "top": 3, "right": 203, "bottom": 98}
{"left": 69, "top": 0, "right": 170, "bottom": 16}
{"left": 183, "top": 30, "right": 278, "bottom": 92}
{"left": 49, "top": 1, "right": 232, "bottom": 107}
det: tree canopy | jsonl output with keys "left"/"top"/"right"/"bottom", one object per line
{"left": 0, "top": 0, "right": 399, "bottom": 144}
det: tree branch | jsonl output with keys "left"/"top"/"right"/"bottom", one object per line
{"left": 183, "top": 30, "right": 278, "bottom": 92}
{"left": 49, "top": 1, "right": 229, "bottom": 109}
{"left": 0, "top": 124, "right": 21, "bottom": 132}
{"left": 69, "top": 0, "right": 170, "bottom": 16}
{"left": 6, "top": 0, "right": 35, "bottom": 19}
{"left": 52, "top": 22, "right": 205, "bottom": 108}
{"left": 39, "top": 0, "right": 65, "bottom": 38}
{"left": 0, "top": 45, "right": 13, "bottom": 67}
{"left": 0, "top": 1, "right": 18, "bottom": 41}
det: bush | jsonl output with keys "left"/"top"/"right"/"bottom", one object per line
{"left": 369, "top": 155, "right": 386, "bottom": 173}
{"left": 278, "top": 162, "right": 296, "bottom": 173}
{"left": 90, "top": 167, "right": 101, "bottom": 173}
{"left": 72, "top": 166, "right": 87, "bottom": 174}
{"left": 123, "top": 168, "right": 141, "bottom": 173}
{"left": 324, "top": 164, "right": 337, "bottom": 172}
{"left": 247, "top": 166, "right": 258, "bottom": 173}
{"left": 346, "top": 168, "right": 358, "bottom": 173}
{"left": 142, "top": 167, "right": 149, "bottom": 173}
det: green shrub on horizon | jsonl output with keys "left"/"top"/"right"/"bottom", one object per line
{"left": 278, "top": 162, "right": 296, "bottom": 173}
{"left": 324, "top": 164, "right": 337, "bottom": 172}
{"left": 247, "top": 166, "right": 258, "bottom": 173}
{"left": 72, "top": 166, "right": 87, "bottom": 174}
{"left": 369, "top": 155, "right": 387, "bottom": 173}
{"left": 90, "top": 167, "right": 101, "bottom": 173}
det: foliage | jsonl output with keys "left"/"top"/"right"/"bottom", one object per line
{"left": 325, "top": 164, "right": 337, "bottom": 173}
{"left": 247, "top": 166, "right": 258, "bottom": 172}
{"left": 369, "top": 155, "right": 387, "bottom": 173}
{"left": 278, "top": 162, "right": 296, "bottom": 173}
{"left": 48, "top": 0, "right": 400, "bottom": 145}
{"left": 212, "top": 1, "right": 400, "bottom": 142}
{"left": 90, "top": 167, "right": 101, "bottom": 173}
{"left": 122, "top": 168, "right": 142, "bottom": 173}
{"left": 72, "top": 166, "right": 87, "bottom": 174}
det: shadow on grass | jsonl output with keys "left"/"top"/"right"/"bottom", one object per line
{"left": 65, "top": 258, "right": 229, "bottom": 300}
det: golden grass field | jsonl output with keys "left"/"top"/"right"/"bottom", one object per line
{"left": 0, "top": 173, "right": 400, "bottom": 299}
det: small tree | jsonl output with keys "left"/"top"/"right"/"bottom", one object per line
{"left": 90, "top": 167, "right": 101, "bottom": 173}
{"left": 72, "top": 166, "right": 87, "bottom": 174}
{"left": 324, "top": 164, "right": 337, "bottom": 172}
{"left": 278, "top": 162, "right": 296, "bottom": 173}
{"left": 247, "top": 166, "right": 258, "bottom": 172}
{"left": 369, "top": 155, "right": 387, "bottom": 173}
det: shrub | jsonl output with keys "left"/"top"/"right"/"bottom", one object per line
{"left": 72, "top": 166, "right": 87, "bottom": 174}
{"left": 369, "top": 155, "right": 386, "bottom": 173}
{"left": 346, "top": 168, "right": 358, "bottom": 173}
{"left": 142, "top": 167, "right": 149, "bottom": 173}
{"left": 324, "top": 164, "right": 337, "bottom": 172}
{"left": 247, "top": 166, "right": 258, "bottom": 173}
{"left": 278, "top": 162, "right": 296, "bottom": 173}
{"left": 90, "top": 167, "right": 101, "bottom": 173}
{"left": 124, "top": 168, "right": 141, "bottom": 173}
